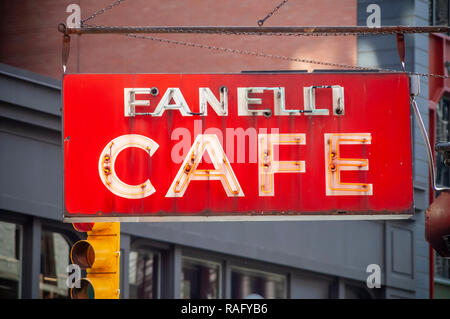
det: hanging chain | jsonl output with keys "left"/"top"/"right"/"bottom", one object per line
{"left": 64, "top": 0, "right": 449, "bottom": 79}
{"left": 125, "top": 33, "right": 449, "bottom": 79}
{"left": 81, "top": 0, "right": 126, "bottom": 25}
{"left": 258, "top": 0, "right": 289, "bottom": 26}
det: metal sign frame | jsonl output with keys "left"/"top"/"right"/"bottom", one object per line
{"left": 62, "top": 72, "right": 414, "bottom": 222}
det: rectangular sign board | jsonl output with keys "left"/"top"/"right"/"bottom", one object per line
{"left": 63, "top": 73, "right": 413, "bottom": 222}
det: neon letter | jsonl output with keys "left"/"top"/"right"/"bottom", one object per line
{"left": 258, "top": 133, "right": 306, "bottom": 196}
{"left": 153, "top": 88, "right": 192, "bottom": 116}
{"left": 124, "top": 88, "right": 150, "bottom": 117}
{"left": 199, "top": 87, "right": 228, "bottom": 116}
{"left": 324, "top": 133, "right": 373, "bottom": 196}
{"left": 238, "top": 87, "right": 283, "bottom": 116}
{"left": 99, "top": 134, "right": 159, "bottom": 199}
{"left": 166, "top": 134, "right": 244, "bottom": 197}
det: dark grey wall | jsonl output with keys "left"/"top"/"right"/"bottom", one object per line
{"left": 358, "top": 0, "right": 430, "bottom": 298}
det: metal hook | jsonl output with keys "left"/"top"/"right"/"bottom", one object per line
{"left": 396, "top": 33, "right": 406, "bottom": 72}
{"left": 58, "top": 23, "right": 71, "bottom": 73}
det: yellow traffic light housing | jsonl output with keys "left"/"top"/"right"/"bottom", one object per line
{"left": 70, "top": 222, "right": 120, "bottom": 299}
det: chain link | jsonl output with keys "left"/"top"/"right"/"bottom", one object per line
{"left": 258, "top": 0, "right": 289, "bottom": 26}
{"left": 72, "top": 0, "right": 448, "bottom": 79}
{"left": 81, "top": 0, "right": 126, "bottom": 25}
{"left": 125, "top": 33, "right": 448, "bottom": 79}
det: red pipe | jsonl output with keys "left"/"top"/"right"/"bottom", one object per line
{"left": 429, "top": 244, "right": 434, "bottom": 299}
{"left": 428, "top": 108, "right": 436, "bottom": 299}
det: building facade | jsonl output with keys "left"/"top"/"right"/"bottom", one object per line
{"left": 0, "top": 0, "right": 448, "bottom": 299}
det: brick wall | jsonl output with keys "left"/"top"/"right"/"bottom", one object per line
{"left": 0, "top": 0, "right": 356, "bottom": 78}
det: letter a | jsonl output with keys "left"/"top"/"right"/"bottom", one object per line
{"left": 166, "top": 134, "right": 244, "bottom": 197}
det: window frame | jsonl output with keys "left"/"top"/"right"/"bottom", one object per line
{"left": 229, "top": 264, "right": 288, "bottom": 299}
{"left": 128, "top": 240, "right": 163, "bottom": 299}
{"left": 435, "top": 250, "right": 450, "bottom": 281}
{"left": 181, "top": 247, "right": 292, "bottom": 299}
{"left": 0, "top": 218, "right": 23, "bottom": 299}
{"left": 39, "top": 228, "right": 72, "bottom": 299}
{"left": 435, "top": 95, "right": 450, "bottom": 188}
{"left": 430, "top": 0, "right": 450, "bottom": 27}
{"left": 181, "top": 255, "right": 223, "bottom": 299}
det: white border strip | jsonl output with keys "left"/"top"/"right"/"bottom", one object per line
{"left": 64, "top": 214, "right": 413, "bottom": 223}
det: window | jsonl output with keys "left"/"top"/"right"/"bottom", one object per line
{"left": 181, "top": 257, "right": 221, "bottom": 299}
{"left": 436, "top": 97, "right": 450, "bottom": 187}
{"left": 0, "top": 221, "right": 22, "bottom": 299}
{"left": 40, "top": 231, "right": 70, "bottom": 299}
{"left": 129, "top": 248, "right": 160, "bottom": 299}
{"left": 435, "top": 251, "right": 450, "bottom": 279}
{"left": 434, "top": 97, "right": 450, "bottom": 288}
{"left": 231, "top": 266, "right": 286, "bottom": 299}
{"left": 344, "top": 284, "right": 372, "bottom": 299}
{"left": 430, "top": 0, "right": 450, "bottom": 27}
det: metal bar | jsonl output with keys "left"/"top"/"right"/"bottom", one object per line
{"left": 64, "top": 25, "right": 450, "bottom": 35}
{"left": 411, "top": 96, "right": 450, "bottom": 192}
{"left": 21, "top": 218, "right": 42, "bottom": 298}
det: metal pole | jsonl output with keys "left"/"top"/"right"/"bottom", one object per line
{"left": 61, "top": 25, "right": 450, "bottom": 35}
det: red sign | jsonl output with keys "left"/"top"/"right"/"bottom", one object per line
{"left": 63, "top": 73, "right": 413, "bottom": 221}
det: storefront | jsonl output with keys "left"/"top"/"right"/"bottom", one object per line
{"left": 0, "top": 0, "right": 436, "bottom": 299}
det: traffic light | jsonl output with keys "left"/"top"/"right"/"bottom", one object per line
{"left": 426, "top": 191, "right": 450, "bottom": 257}
{"left": 70, "top": 222, "right": 120, "bottom": 299}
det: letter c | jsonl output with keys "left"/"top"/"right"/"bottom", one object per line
{"left": 98, "top": 134, "right": 159, "bottom": 199}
